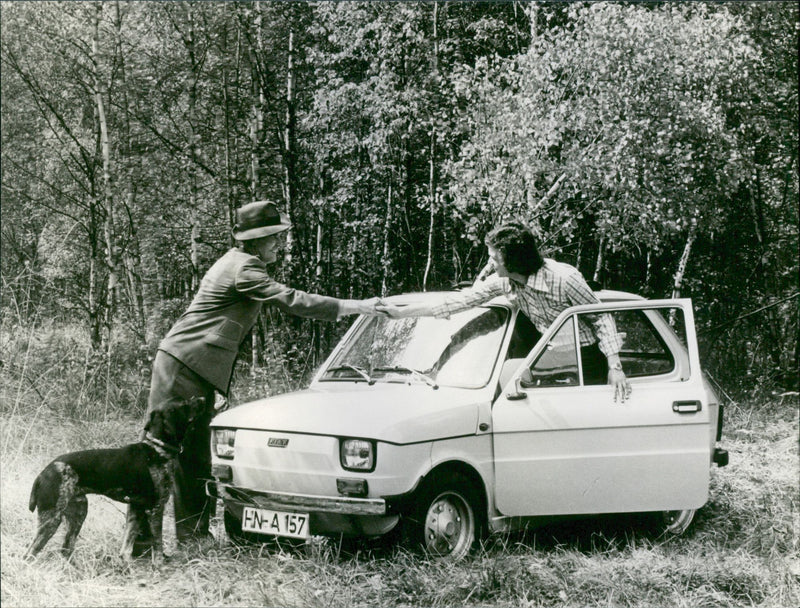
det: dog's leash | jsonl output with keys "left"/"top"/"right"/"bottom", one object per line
{"left": 143, "top": 433, "right": 182, "bottom": 458}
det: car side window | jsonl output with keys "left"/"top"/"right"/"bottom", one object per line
{"left": 520, "top": 306, "right": 688, "bottom": 389}
{"left": 522, "top": 318, "right": 579, "bottom": 388}
{"left": 576, "top": 308, "right": 680, "bottom": 378}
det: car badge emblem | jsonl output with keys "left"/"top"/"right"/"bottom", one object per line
{"left": 268, "top": 438, "right": 289, "bottom": 448}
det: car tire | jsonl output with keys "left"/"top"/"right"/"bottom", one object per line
{"left": 659, "top": 508, "right": 696, "bottom": 535}
{"left": 405, "top": 470, "right": 482, "bottom": 560}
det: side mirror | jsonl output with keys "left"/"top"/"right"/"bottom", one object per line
{"left": 506, "top": 377, "right": 527, "bottom": 401}
{"left": 506, "top": 368, "right": 532, "bottom": 401}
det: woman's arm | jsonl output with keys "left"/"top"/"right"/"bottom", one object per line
{"left": 377, "top": 300, "right": 438, "bottom": 318}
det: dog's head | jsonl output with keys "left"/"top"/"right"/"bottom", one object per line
{"left": 145, "top": 396, "right": 209, "bottom": 447}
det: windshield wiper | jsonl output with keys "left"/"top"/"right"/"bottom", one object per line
{"left": 372, "top": 366, "right": 439, "bottom": 389}
{"left": 326, "top": 365, "right": 374, "bottom": 384}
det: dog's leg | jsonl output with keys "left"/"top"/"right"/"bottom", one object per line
{"left": 24, "top": 509, "right": 62, "bottom": 560}
{"left": 144, "top": 462, "right": 174, "bottom": 565}
{"left": 61, "top": 495, "right": 88, "bottom": 558}
{"left": 121, "top": 506, "right": 149, "bottom": 560}
{"left": 147, "top": 481, "right": 173, "bottom": 566}
{"left": 146, "top": 503, "right": 166, "bottom": 566}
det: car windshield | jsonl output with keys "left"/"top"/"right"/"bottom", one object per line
{"left": 321, "top": 307, "right": 509, "bottom": 389}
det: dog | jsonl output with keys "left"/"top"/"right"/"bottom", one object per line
{"left": 24, "top": 396, "right": 207, "bottom": 564}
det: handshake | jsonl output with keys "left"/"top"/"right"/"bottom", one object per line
{"left": 341, "top": 295, "right": 434, "bottom": 320}
{"left": 360, "top": 296, "right": 405, "bottom": 318}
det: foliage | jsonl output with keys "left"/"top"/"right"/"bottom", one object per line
{"left": 1, "top": 1, "right": 797, "bottom": 404}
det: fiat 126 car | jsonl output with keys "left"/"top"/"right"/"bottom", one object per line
{"left": 207, "top": 290, "right": 728, "bottom": 559}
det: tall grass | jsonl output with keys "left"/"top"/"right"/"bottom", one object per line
{"left": 1, "top": 386, "right": 797, "bottom": 607}
{"left": 1, "top": 315, "right": 151, "bottom": 421}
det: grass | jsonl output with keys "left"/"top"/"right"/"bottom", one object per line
{"left": 1, "top": 397, "right": 797, "bottom": 608}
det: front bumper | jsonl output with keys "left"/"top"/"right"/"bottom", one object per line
{"left": 206, "top": 480, "right": 388, "bottom": 515}
{"left": 207, "top": 480, "right": 400, "bottom": 537}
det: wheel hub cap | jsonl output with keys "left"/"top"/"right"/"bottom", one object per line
{"left": 424, "top": 496, "right": 467, "bottom": 556}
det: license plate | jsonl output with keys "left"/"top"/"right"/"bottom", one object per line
{"left": 241, "top": 507, "right": 310, "bottom": 539}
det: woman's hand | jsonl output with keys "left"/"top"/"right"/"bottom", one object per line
{"left": 362, "top": 297, "right": 386, "bottom": 316}
{"left": 375, "top": 301, "right": 406, "bottom": 318}
{"left": 376, "top": 298, "right": 437, "bottom": 318}
{"left": 609, "top": 367, "right": 632, "bottom": 402}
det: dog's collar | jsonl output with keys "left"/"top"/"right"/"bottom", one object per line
{"left": 143, "top": 433, "right": 182, "bottom": 457}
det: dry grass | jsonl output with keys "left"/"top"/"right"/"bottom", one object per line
{"left": 1, "top": 398, "right": 797, "bottom": 608}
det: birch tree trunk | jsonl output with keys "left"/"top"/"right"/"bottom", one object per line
{"left": 381, "top": 178, "right": 394, "bottom": 297}
{"left": 184, "top": 9, "right": 202, "bottom": 293}
{"left": 527, "top": 1, "right": 539, "bottom": 44}
{"left": 93, "top": 4, "right": 119, "bottom": 353}
{"left": 422, "top": 131, "right": 436, "bottom": 291}
{"left": 114, "top": 1, "right": 147, "bottom": 342}
{"left": 669, "top": 222, "right": 698, "bottom": 327}
{"left": 313, "top": 217, "right": 324, "bottom": 365}
{"left": 283, "top": 29, "right": 296, "bottom": 264}
{"left": 671, "top": 223, "right": 697, "bottom": 299}
{"left": 593, "top": 238, "right": 605, "bottom": 284}
{"left": 88, "top": 243, "right": 102, "bottom": 350}
{"left": 222, "top": 68, "right": 236, "bottom": 246}
{"left": 250, "top": 5, "right": 265, "bottom": 372}
{"left": 250, "top": 29, "right": 263, "bottom": 204}
{"left": 422, "top": 1, "right": 439, "bottom": 291}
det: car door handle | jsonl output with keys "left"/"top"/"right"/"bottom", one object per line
{"left": 672, "top": 400, "right": 702, "bottom": 413}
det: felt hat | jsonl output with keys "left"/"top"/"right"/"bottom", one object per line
{"left": 233, "top": 201, "right": 291, "bottom": 241}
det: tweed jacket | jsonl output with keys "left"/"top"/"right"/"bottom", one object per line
{"left": 159, "top": 248, "right": 340, "bottom": 394}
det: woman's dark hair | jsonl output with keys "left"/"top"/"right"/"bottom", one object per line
{"left": 485, "top": 222, "right": 544, "bottom": 277}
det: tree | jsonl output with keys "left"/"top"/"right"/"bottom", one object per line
{"left": 1, "top": 1, "right": 795, "bottom": 403}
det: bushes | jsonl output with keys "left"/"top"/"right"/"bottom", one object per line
{"left": 0, "top": 317, "right": 150, "bottom": 420}
{"left": 0, "top": 314, "right": 331, "bottom": 421}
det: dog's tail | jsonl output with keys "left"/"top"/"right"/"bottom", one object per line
{"left": 28, "top": 466, "right": 57, "bottom": 512}
{"left": 28, "top": 475, "right": 40, "bottom": 512}
{"left": 29, "top": 463, "right": 67, "bottom": 513}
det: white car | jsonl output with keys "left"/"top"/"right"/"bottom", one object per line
{"left": 207, "top": 290, "right": 728, "bottom": 559}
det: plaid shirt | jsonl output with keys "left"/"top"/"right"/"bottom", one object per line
{"left": 432, "top": 259, "right": 624, "bottom": 357}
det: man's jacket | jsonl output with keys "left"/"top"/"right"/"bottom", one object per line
{"left": 159, "top": 248, "right": 340, "bottom": 393}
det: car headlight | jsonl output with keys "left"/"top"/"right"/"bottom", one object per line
{"left": 340, "top": 438, "right": 375, "bottom": 472}
{"left": 212, "top": 428, "right": 236, "bottom": 459}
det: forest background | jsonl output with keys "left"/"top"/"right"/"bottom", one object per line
{"left": 1, "top": 0, "right": 798, "bottom": 419}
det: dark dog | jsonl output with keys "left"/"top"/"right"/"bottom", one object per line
{"left": 25, "top": 397, "right": 207, "bottom": 563}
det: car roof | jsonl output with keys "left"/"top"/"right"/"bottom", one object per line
{"left": 386, "top": 288, "right": 644, "bottom": 308}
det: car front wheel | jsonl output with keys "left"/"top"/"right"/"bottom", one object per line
{"left": 405, "top": 471, "right": 482, "bottom": 560}
{"left": 660, "top": 508, "right": 696, "bottom": 535}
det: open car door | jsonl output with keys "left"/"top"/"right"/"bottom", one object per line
{"left": 492, "top": 299, "right": 710, "bottom": 517}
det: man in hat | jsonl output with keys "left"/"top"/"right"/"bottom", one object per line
{"left": 127, "top": 201, "right": 383, "bottom": 555}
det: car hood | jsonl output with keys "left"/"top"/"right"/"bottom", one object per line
{"left": 210, "top": 382, "right": 483, "bottom": 444}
